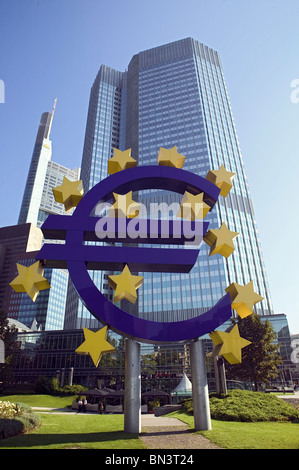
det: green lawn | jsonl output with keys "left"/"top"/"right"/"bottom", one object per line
{"left": 1, "top": 394, "right": 299, "bottom": 449}
{"left": 0, "top": 395, "right": 146, "bottom": 449}
{"left": 167, "top": 410, "right": 299, "bottom": 449}
{"left": 0, "top": 394, "right": 75, "bottom": 409}
{"left": 203, "top": 420, "right": 299, "bottom": 449}
{"left": 0, "top": 413, "right": 146, "bottom": 449}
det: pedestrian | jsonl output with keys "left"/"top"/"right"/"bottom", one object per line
{"left": 78, "top": 399, "right": 83, "bottom": 413}
{"left": 83, "top": 398, "right": 87, "bottom": 413}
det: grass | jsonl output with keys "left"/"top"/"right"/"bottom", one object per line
{"left": 0, "top": 394, "right": 76, "bottom": 409}
{"left": 0, "top": 394, "right": 145, "bottom": 449}
{"left": 175, "top": 390, "right": 299, "bottom": 449}
{"left": 1, "top": 393, "right": 299, "bottom": 449}
{"left": 0, "top": 413, "right": 146, "bottom": 449}
{"left": 166, "top": 410, "right": 299, "bottom": 449}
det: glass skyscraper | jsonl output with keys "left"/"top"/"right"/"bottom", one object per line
{"left": 37, "top": 161, "right": 80, "bottom": 229}
{"left": 65, "top": 37, "right": 273, "bottom": 330}
{"left": 18, "top": 99, "right": 80, "bottom": 228}
{"left": 15, "top": 101, "right": 79, "bottom": 330}
{"left": 18, "top": 110, "right": 54, "bottom": 226}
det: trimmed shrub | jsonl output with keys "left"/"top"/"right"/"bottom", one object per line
{"left": 0, "top": 418, "right": 24, "bottom": 440}
{"left": 182, "top": 390, "right": 299, "bottom": 422}
{"left": 17, "top": 411, "right": 41, "bottom": 431}
{"left": 0, "top": 400, "right": 41, "bottom": 440}
{"left": 60, "top": 384, "right": 88, "bottom": 396}
{"left": 34, "top": 376, "right": 87, "bottom": 396}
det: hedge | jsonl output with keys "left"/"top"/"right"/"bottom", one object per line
{"left": 182, "top": 389, "right": 299, "bottom": 422}
{"left": 0, "top": 401, "right": 41, "bottom": 440}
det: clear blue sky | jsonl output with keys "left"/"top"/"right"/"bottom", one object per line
{"left": 0, "top": 0, "right": 298, "bottom": 333}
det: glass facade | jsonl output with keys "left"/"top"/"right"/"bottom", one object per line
{"left": 12, "top": 329, "right": 185, "bottom": 390}
{"left": 18, "top": 112, "right": 53, "bottom": 226}
{"left": 68, "top": 38, "right": 273, "bottom": 329}
{"left": 8, "top": 256, "right": 68, "bottom": 331}
{"left": 15, "top": 104, "right": 80, "bottom": 331}
{"left": 65, "top": 66, "right": 124, "bottom": 329}
{"left": 37, "top": 161, "right": 80, "bottom": 229}
{"left": 10, "top": 314, "right": 296, "bottom": 389}
{"left": 133, "top": 39, "right": 273, "bottom": 321}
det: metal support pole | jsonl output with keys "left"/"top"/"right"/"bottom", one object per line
{"left": 219, "top": 358, "right": 227, "bottom": 395}
{"left": 0, "top": 339, "right": 4, "bottom": 364}
{"left": 214, "top": 356, "right": 221, "bottom": 395}
{"left": 60, "top": 368, "right": 65, "bottom": 387}
{"left": 124, "top": 339, "right": 141, "bottom": 434}
{"left": 190, "top": 339, "right": 212, "bottom": 431}
{"left": 68, "top": 367, "right": 74, "bottom": 386}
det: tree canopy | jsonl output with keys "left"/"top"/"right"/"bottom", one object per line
{"left": 226, "top": 314, "right": 283, "bottom": 391}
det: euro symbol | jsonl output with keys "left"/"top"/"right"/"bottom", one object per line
{"left": 36, "top": 165, "right": 232, "bottom": 344}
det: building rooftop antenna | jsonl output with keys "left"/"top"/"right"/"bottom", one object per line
{"left": 46, "top": 97, "right": 57, "bottom": 139}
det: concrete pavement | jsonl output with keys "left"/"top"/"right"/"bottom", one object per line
{"left": 32, "top": 407, "right": 186, "bottom": 427}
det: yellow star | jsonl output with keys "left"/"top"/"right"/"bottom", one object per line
{"left": 176, "top": 191, "right": 210, "bottom": 220}
{"left": 108, "top": 148, "right": 137, "bottom": 175}
{"left": 109, "top": 191, "right": 140, "bottom": 218}
{"left": 9, "top": 261, "right": 50, "bottom": 302}
{"left": 209, "top": 324, "right": 251, "bottom": 364}
{"left": 204, "top": 222, "right": 239, "bottom": 258}
{"left": 52, "top": 177, "right": 84, "bottom": 212}
{"left": 108, "top": 265, "right": 143, "bottom": 304}
{"left": 225, "top": 281, "right": 264, "bottom": 319}
{"left": 157, "top": 146, "right": 186, "bottom": 169}
{"left": 206, "top": 165, "right": 236, "bottom": 197}
{"left": 75, "top": 326, "right": 115, "bottom": 367}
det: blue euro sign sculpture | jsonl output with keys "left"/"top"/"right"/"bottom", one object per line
{"left": 36, "top": 165, "right": 232, "bottom": 344}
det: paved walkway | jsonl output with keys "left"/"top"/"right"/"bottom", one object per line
{"left": 277, "top": 391, "right": 299, "bottom": 400}
{"left": 140, "top": 415, "right": 221, "bottom": 449}
{"left": 141, "top": 414, "right": 187, "bottom": 427}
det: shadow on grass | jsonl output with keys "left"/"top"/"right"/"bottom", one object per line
{"left": 0, "top": 431, "right": 140, "bottom": 448}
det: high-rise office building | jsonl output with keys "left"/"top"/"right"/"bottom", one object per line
{"left": 8, "top": 249, "right": 69, "bottom": 331}
{"left": 18, "top": 99, "right": 80, "bottom": 228}
{"left": 65, "top": 38, "right": 273, "bottom": 330}
{"left": 14, "top": 101, "right": 79, "bottom": 330}
{"left": 0, "top": 223, "right": 42, "bottom": 313}
{"left": 37, "top": 161, "right": 80, "bottom": 229}
{"left": 18, "top": 102, "right": 55, "bottom": 226}
{"left": 64, "top": 68, "right": 122, "bottom": 329}
{"left": 0, "top": 223, "right": 68, "bottom": 330}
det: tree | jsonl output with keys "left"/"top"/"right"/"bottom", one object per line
{"left": 141, "top": 353, "right": 157, "bottom": 376}
{"left": 226, "top": 314, "right": 283, "bottom": 391}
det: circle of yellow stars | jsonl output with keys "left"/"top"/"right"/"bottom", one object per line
{"left": 10, "top": 145, "right": 264, "bottom": 366}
